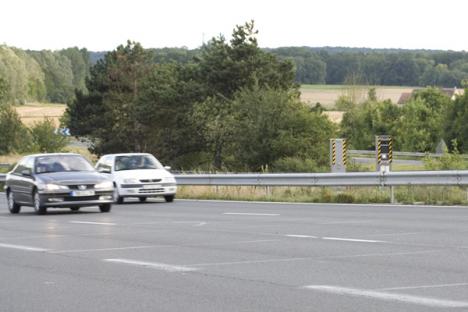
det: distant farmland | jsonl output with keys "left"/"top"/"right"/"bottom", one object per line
{"left": 14, "top": 103, "right": 66, "bottom": 127}
{"left": 300, "top": 84, "right": 416, "bottom": 108}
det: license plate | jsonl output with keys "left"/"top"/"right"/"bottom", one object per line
{"left": 71, "top": 190, "right": 95, "bottom": 197}
{"left": 142, "top": 184, "right": 160, "bottom": 189}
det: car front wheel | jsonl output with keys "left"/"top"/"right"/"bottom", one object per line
{"left": 113, "top": 187, "right": 123, "bottom": 204}
{"left": 99, "top": 204, "right": 111, "bottom": 213}
{"left": 33, "top": 191, "right": 47, "bottom": 215}
{"left": 7, "top": 191, "right": 21, "bottom": 214}
{"left": 164, "top": 195, "right": 175, "bottom": 203}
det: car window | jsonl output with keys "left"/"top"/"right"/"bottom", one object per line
{"left": 35, "top": 155, "right": 95, "bottom": 173}
{"left": 13, "top": 157, "right": 29, "bottom": 175}
{"left": 114, "top": 155, "right": 162, "bottom": 171}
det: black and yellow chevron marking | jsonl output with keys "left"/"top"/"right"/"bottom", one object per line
{"left": 377, "top": 141, "right": 382, "bottom": 164}
{"left": 388, "top": 138, "right": 393, "bottom": 162}
{"left": 332, "top": 141, "right": 336, "bottom": 165}
{"left": 343, "top": 139, "right": 347, "bottom": 166}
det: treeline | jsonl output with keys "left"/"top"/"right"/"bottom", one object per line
{"left": 67, "top": 22, "right": 335, "bottom": 172}
{"left": 340, "top": 87, "right": 468, "bottom": 154}
{"left": 140, "top": 46, "right": 468, "bottom": 87}
{"left": 270, "top": 47, "right": 468, "bottom": 87}
{"left": 2, "top": 44, "right": 468, "bottom": 106}
{"left": 0, "top": 46, "right": 89, "bottom": 104}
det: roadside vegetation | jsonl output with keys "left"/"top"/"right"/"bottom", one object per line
{"left": 2, "top": 21, "right": 468, "bottom": 205}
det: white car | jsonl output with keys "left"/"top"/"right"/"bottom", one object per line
{"left": 95, "top": 153, "right": 177, "bottom": 204}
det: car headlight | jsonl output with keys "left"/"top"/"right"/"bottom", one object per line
{"left": 41, "top": 183, "right": 69, "bottom": 191}
{"left": 95, "top": 181, "right": 113, "bottom": 189}
{"left": 123, "top": 178, "right": 140, "bottom": 184}
{"left": 162, "top": 176, "right": 176, "bottom": 183}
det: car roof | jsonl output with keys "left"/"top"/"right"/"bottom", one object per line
{"left": 27, "top": 153, "right": 83, "bottom": 158}
{"left": 101, "top": 153, "right": 153, "bottom": 158}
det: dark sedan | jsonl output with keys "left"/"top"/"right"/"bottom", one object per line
{"left": 4, "top": 153, "right": 114, "bottom": 215}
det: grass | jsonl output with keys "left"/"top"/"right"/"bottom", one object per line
{"left": 177, "top": 185, "right": 468, "bottom": 206}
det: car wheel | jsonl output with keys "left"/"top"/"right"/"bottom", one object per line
{"left": 114, "top": 187, "right": 124, "bottom": 204}
{"left": 70, "top": 207, "right": 80, "bottom": 212}
{"left": 7, "top": 191, "right": 21, "bottom": 214}
{"left": 99, "top": 204, "right": 111, "bottom": 213}
{"left": 139, "top": 197, "right": 147, "bottom": 203}
{"left": 33, "top": 191, "right": 47, "bottom": 215}
{"left": 164, "top": 195, "right": 175, "bottom": 203}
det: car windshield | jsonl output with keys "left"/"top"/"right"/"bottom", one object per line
{"left": 114, "top": 155, "right": 162, "bottom": 171}
{"left": 35, "top": 155, "right": 95, "bottom": 174}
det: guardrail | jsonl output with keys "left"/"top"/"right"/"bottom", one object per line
{"left": 349, "top": 150, "right": 468, "bottom": 158}
{"left": 173, "top": 171, "right": 468, "bottom": 187}
{"left": 2, "top": 171, "right": 468, "bottom": 186}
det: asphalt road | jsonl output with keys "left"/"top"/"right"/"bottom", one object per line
{"left": 1, "top": 194, "right": 468, "bottom": 311}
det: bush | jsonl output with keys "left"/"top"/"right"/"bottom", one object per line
{"left": 0, "top": 105, "right": 31, "bottom": 154}
{"left": 272, "top": 157, "right": 323, "bottom": 172}
{"left": 29, "top": 118, "right": 69, "bottom": 153}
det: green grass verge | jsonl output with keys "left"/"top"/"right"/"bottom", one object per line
{"left": 177, "top": 185, "right": 468, "bottom": 206}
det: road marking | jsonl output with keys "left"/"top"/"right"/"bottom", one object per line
{"left": 379, "top": 282, "right": 468, "bottom": 291}
{"left": 223, "top": 213, "right": 280, "bottom": 216}
{"left": 70, "top": 221, "right": 117, "bottom": 226}
{"left": 303, "top": 285, "right": 468, "bottom": 308}
{"left": 190, "top": 257, "right": 311, "bottom": 267}
{"left": 0, "top": 243, "right": 48, "bottom": 252}
{"left": 103, "top": 258, "right": 198, "bottom": 272}
{"left": 285, "top": 234, "right": 318, "bottom": 239}
{"left": 322, "top": 237, "right": 385, "bottom": 243}
{"left": 49, "top": 245, "right": 162, "bottom": 254}
{"left": 173, "top": 221, "right": 207, "bottom": 227}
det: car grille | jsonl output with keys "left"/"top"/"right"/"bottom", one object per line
{"left": 139, "top": 188, "right": 165, "bottom": 194}
{"left": 68, "top": 184, "right": 95, "bottom": 190}
{"left": 63, "top": 195, "right": 100, "bottom": 201}
{"left": 140, "top": 179, "right": 162, "bottom": 183}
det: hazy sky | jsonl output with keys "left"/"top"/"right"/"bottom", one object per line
{"left": 2, "top": 0, "right": 467, "bottom": 51}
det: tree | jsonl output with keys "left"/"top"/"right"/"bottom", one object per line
{"left": 444, "top": 88, "right": 468, "bottom": 152}
{"left": 226, "top": 86, "right": 335, "bottom": 171}
{"left": 194, "top": 21, "right": 298, "bottom": 168}
{"left": 397, "top": 88, "right": 450, "bottom": 152}
{"left": 67, "top": 41, "right": 154, "bottom": 155}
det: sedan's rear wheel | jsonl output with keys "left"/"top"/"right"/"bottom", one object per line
{"left": 33, "top": 191, "right": 47, "bottom": 215}
{"left": 7, "top": 191, "right": 21, "bottom": 214}
{"left": 99, "top": 204, "right": 111, "bottom": 213}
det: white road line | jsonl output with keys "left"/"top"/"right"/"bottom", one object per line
{"left": 285, "top": 234, "right": 318, "bottom": 239}
{"left": 0, "top": 243, "right": 48, "bottom": 252}
{"left": 70, "top": 221, "right": 117, "bottom": 226}
{"left": 223, "top": 212, "right": 280, "bottom": 216}
{"left": 49, "top": 245, "right": 161, "bottom": 254}
{"left": 322, "top": 237, "right": 385, "bottom": 243}
{"left": 303, "top": 285, "right": 468, "bottom": 308}
{"left": 103, "top": 258, "right": 198, "bottom": 272}
{"left": 379, "top": 282, "right": 468, "bottom": 291}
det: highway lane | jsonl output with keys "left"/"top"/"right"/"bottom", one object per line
{"left": 0, "top": 194, "right": 468, "bottom": 311}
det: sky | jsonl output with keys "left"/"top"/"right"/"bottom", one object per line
{"left": 1, "top": 0, "right": 467, "bottom": 51}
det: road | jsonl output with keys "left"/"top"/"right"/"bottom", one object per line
{"left": 0, "top": 194, "right": 468, "bottom": 311}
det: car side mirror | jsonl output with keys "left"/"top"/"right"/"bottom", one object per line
{"left": 98, "top": 167, "right": 111, "bottom": 174}
{"left": 164, "top": 166, "right": 171, "bottom": 171}
{"left": 21, "top": 169, "right": 31, "bottom": 177}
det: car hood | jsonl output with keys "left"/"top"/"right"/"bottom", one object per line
{"left": 36, "top": 171, "right": 111, "bottom": 185}
{"left": 113, "top": 169, "right": 173, "bottom": 180}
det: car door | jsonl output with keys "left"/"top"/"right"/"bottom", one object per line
{"left": 22, "top": 157, "right": 36, "bottom": 204}
{"left": 10, "top": 157, "right": 33, "bottom": 203}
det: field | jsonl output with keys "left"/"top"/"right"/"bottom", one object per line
{"left": 300, "top": 84, "right": 415, "bottom": 108}
{"left": 14, "top": 102, "right": 66, "bottom": 126}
